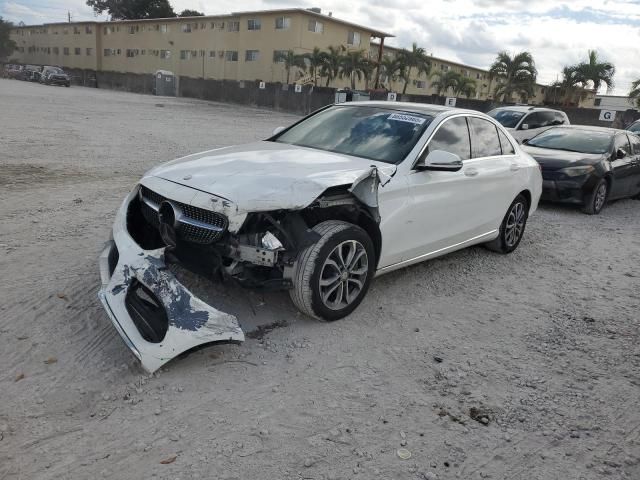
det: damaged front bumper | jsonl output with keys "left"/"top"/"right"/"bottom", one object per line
{"left": 98, "top": 188, "right": 244, "bottom": 373}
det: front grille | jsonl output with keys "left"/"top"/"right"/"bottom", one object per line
{"left": 139, "top": 185, "right": 227, "bottom": 244}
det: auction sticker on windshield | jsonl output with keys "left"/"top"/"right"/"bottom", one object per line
{"left": 388, "top": 113, "right": 427, "bottom": 125}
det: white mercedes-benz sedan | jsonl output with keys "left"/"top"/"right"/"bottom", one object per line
{"left": 99, "top": 101, "right": 542, "bottom": 372}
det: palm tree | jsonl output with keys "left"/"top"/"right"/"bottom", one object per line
{"left": 629, "top": 79, "right": 640, "bottom": 108}
{"left": 551, "top": 65, "right": 582, "bottom": 105}
{"left": 321, "top": 45, "right": 345, "bottom": 87}
{"left": 454, "top": 76, "right": 477, "bottom": 98}
{"left": 361, "top": 59, "right": 376, "bottom": 90}
{"left": 274, "top": 50, "right": 307, "bottom": 85}
{"left": 396, "top": 43, "right": 431, "bottom": 94}
{"left": 430, "top": 70, "right": 461, "bottom": 96}
{"left": 340, "top": 50, "right": 368, "bottom": 89}
{"left": 574, "top": 50, "right": 615, "bottom": 93}
{"left": 489, "top": 51, "right": 537, "bottom": 102}
{"left": 303, "top": 47, "right": 327, "bottom": 86}
{"left": 380, "top": 56, "right": 401, "bottom": 88}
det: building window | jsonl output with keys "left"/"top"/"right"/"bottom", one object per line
{"left": 199, "top": 50, "right": 205, "bottom": 57}
{"left": 210, "top": 22, "right": 216, "bottom": 29}
{"left": 83, "top": 48, "right": 91, "bottom": 56}
{"left": 128, "top": 25, "right": 139, "bottom": 34}
{"left": 273, "top": 49, "right": 287, "bottom": 62}
{"left": 440, "top": 64, "right": 449, "bottom": 71}
{"left": 160, "top": 24, "right": 168, "bottom": 33}
{"left": 180, "top": 50, "right": 191, "bottom": 60}
{"left": 63, "top": 47, "right": 69, "bottom": 55}
{"left": 85, "top": 25, "right": 93, "bottom": 34}
{"left": 225, "top": 50, "right": 238, "bottom": 61}
{"left": 160, "top": 50, "right": 170, "bottom": 59}
{"left": 594, "top": 98, "right": 602, "bottom": 106}
{"left": 209, "top": 50, "right": 216, "bottom": 58}
{"left": 347, "top": 31, "right": 361, "bottom": 46}
{"left": 75, "top": 47, "right": 81, "bottom": 55}
{"left": 247, "top": 19, "right": 261, "bottom": 30}
{"left": 476, "top": 73, "right": 482, "bottom": 80}
{"left": 415, "top": 80, "right": 426, "bottom": 89}
{"left": 73, "top": 26, "right": 81, "bottom": 34}
{"left": 245, "top": 50, "right": 259, "bottom": 61}
{"left": 227, "top": 21, "right": 240, "bottom": 32}
{"left": 53, "top": 47, "right": 59, "bottom": 55}
{"left": 126, "top": 49, "right": 139, "bottom": 57}
{"left": 308, "top": 20, "right": 324, "bottom": 33}
{"left": 275, "top": 17, "right": 291, "bottom": 29}
{"left": 182, "top": 23, "right": 192, "bottom": 33}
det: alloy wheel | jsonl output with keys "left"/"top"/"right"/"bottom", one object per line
{"left": 504, "top": 201, "right": 526, "bottom": 248}
{"left": 319, "top": 240, "right": 369, "bottom": 310}
{"left": 594, "top": 182, "right": 607, "bottom": 212}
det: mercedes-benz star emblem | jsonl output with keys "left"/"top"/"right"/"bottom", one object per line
{"left": 158, "top": 201, "right": 179, "bottom": 249}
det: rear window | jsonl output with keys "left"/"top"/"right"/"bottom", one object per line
{"left": 274, "top": 106, "right": 433, "bottom": 164}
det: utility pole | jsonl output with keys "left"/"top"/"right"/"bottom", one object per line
{"left": 68, "top": 11, "right": 72, "bottom": 23}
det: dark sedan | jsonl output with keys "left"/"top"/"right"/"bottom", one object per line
{"left": 522, "top": 126, "right": 640, "bottom": 214}
{"left": 39, "top": 66, "right": 71, "bottom": 87}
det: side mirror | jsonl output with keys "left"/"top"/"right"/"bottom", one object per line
{"left": 416, "top": 150, "right": 463, "bottom": 172}
{"left": 520, "top": 123, "right": 529, "bottom": 131}
{"left": 617, "top": 148, "right": 626, "bottom": 159}
{"left": 272, "top": 126, "right": 285, "bottom": 136}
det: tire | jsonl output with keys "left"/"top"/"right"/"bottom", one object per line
{"left": 289, "top": 220, "right": 375, "bottom": 321}
{"left": 485, "top": 194, "right": 529, "bottom": 254}
{"left": 65, "top": 83, "right": 70, "bottom": 88}
{"left": 581, "top": 178, "right": 607, "bottom": 214}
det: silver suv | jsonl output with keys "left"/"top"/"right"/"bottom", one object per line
{"left": 488, "top": 106, "right": 570, "bottom": 143}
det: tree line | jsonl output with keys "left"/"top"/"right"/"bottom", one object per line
{"left": 86, "top": 0, "right": 203, "bottom": 20}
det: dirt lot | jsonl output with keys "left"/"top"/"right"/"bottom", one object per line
{"left": 1, "top": 79, "right": 639, "bottom": 480}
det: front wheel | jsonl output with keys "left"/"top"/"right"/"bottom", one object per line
{"left": 582, "top": 178, "right": 607, "bottom": 214}
{"left": 289, "top": 220, "right": 375, "bottom": 321}
{"left": 485, "top": 194, "right": 529, "bottom": 254}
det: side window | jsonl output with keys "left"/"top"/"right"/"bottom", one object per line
{"left": 427, "top": 117, "right": 471, "bottom": 160}
{"left": 626, "top": 134, "right": 640, "bottom": 155}
{"left": 614, "top": 134, "right": 630, "bottom": 156}
{"left": 498, "top": 129, "right": 515, "bottom": 155}
{"left": 468, "top": 117, "right": 502, "bottom": 158}
{"left": 553, "top": 112, "right": 566, "bottom": 125}
{"left": 524, "top": 111, "right": 555, "bottom": 129}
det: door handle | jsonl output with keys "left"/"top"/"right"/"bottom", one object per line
{"left": 464, "top": 168, "right": 479, "bottom": 177}
{"left": 510, "top": 163, "right": 520, "bottom": 171}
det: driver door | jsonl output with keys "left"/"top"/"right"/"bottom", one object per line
{"left": 609, "top": 134, "right": 636, "bottom": 199}
{"left": 400, "top": 115, "right": 485, "bottom": 261}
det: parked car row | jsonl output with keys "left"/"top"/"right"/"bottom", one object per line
{"left": 2, "top": 63, "right": 71, "bottom": 87}
{"left": 488, "top": 106, "right": 640, "bottom": 214}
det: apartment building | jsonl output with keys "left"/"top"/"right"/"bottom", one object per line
{"left": 9, "top": 8, "right": 391, "bottom": 86}
{"left": 371, "top": 43, "right": 548, "bottom": 105}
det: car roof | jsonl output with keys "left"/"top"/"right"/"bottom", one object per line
{"left": 544, "top": 125, "right": 628, "bottom": 134}
{"left": 490, "top": 106, "right": 564, "bottom": 114}
{"left": 340, "top": 101, "right": 482, "bottom": 117}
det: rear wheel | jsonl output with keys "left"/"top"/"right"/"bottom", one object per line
{"left": 289, "top": 220, "right": 375, "bottom": 321}
{"left": 582, "top": 178, "right": 607, "bottom": 214}
{"left": 485, "top": 194, "right": 529, "bottom": 254}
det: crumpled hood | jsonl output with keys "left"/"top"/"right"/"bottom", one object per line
{"left": 145, "top": 141, "right": 396, "bottom": 212}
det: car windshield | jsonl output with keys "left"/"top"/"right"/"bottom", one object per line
{"left": 488, "top": 109, "right": 525, "bottom": 128}
{"left": 628, "top": 122, "right": 640, "bottom": 134}
{"left": 273, "top": 105, "right": 433, "bottom": 164}
{"left": 47, "top": 67, "right": 64, "bottom": 74}
{"left": 526, "top": 128, "right": 612, "bottom": 154}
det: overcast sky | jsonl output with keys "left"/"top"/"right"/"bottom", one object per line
{"left": 2, "top": 0, "right": 639, "bottom": 95}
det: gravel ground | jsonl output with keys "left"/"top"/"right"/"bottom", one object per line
{"left": 1, "top": 79, "right": 639, "bottom": 480}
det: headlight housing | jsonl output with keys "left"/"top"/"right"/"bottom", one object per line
{"left": 560, "top": 165, "right": 595, "bottom": 177}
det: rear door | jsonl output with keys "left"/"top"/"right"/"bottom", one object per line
{"left": 467, "top": 117, "right": 518, "bottom": 231}
{"left": 609, "top": 134, "right": 636, "bottom": 199}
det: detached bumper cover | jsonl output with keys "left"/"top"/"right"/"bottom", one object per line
{"left": 98, "top": 189, "right": 244, "bottom": 373}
